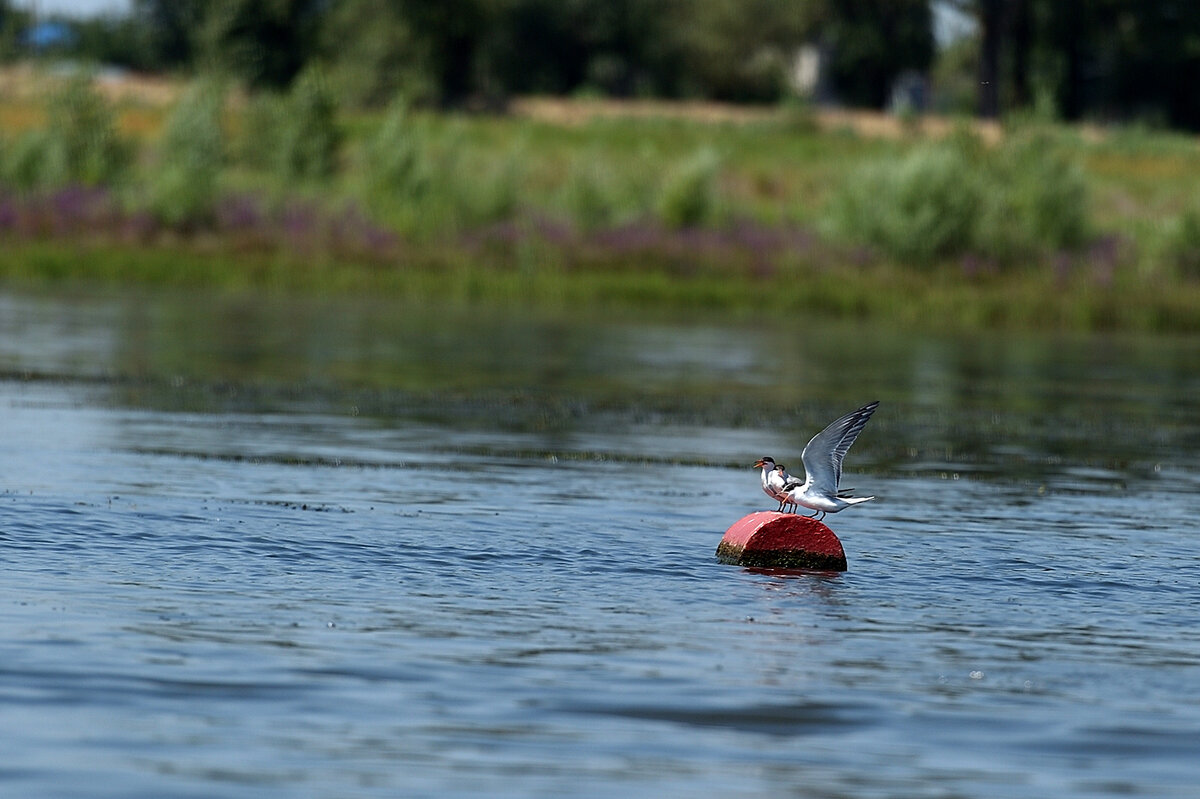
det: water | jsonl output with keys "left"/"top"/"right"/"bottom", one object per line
{"left": 2, "top": 288, "right": 1200, "bottom": 798}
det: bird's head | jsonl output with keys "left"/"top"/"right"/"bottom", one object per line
{"left": 754, "top": 457, "right": 776, "bottom": 469}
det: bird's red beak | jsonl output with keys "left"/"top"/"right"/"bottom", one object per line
{"left": 753, "top": 459, "right": 765, "bottom": 468}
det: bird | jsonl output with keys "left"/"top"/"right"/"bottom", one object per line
{"left": 773, "top": 463, "right": 798, "bottom": 513}
{"left": 754, "top": 456, "right": 789, "bottom": 511}
{"left": 776, "top": 401, "right": 880, "bottom": 521}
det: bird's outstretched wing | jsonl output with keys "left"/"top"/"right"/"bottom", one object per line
{"left": 799, "top": 401, "right": 879, "bottom": 496}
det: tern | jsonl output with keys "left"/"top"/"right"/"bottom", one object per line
{"left": 776, "top": 401, "right": 879, "bottom": 521}
{"left": 753, "top": 456, "right": 789, "bottom": 511}
{"left": 773, "top": 463, "right": 799, "bottom": 513}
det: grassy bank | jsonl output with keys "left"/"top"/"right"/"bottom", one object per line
{"left": 7, "top": 237, "right": 1200, "bottom": 332}
{"left": 2, "top": 71, "right": 1200, "bottom": 331}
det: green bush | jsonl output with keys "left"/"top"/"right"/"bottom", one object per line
{"left": 830, "top": 142, "right": 982, "bottom": 264}
{"left": 361, "top": 99, "right": 431, "bottom": 207}
{"left": 978, "top": 132, "right": 1089, "bottom": 260}
{"left": 656, "top": 147, "right": 721, "bottom": 229}
{"left": 1159, "top": 205, "right": 1200, "bottom": 279}
{"left": 276, "top": 69, "right": 342, "bottom": 183}
{"left": 149, "top": 82, "right": 226, "bottom": 225}
{"left": 563, "top": 155, "right": 619, "bottom": 230}
{"left": 828, "top": 131, "right": 1091, "bottom": 266}
{"left": 0, "top": 77, "right": 131, "bottom": 190}
{"left": 235, "top": 92, "right": 284, "bottom": 170}
{"left": 45, "top": 76, "right": 132, "bottom": 187}
{"left": 454, "top": 149, "right": 521, "bottom": 226}
{"left": 0, "top": 131, "right": 53, "bottom": 190}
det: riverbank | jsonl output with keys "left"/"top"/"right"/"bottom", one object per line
{"left": 4, "top": 234, "right": 1197, "bottom": 332}
{"left": 2, "top": 73, "right": 1200, "bottom": 332}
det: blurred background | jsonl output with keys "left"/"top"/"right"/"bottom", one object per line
{"left": 5, "top": 0, "right": 1200, "bottom": 124}
{"left": 0, "top": 1, "right": 1198, "bottom": 328}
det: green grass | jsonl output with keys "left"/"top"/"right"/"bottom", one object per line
{"left": 4, "top": 77, "right": 1200, "bottom": 332}
{"left": 5, "top": 239, "right": 1200, "bottom": 333}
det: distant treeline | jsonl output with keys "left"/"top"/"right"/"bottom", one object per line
{"left": 8, "top": 0, "right": 930, "bottom": 108}
{"left": 961, "top": 0, "right": 1200, "bottom": 130}
{"left": 3, "top": 1, "right": 1200, "bottom": 129}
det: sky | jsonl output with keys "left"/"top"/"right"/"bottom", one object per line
{"left": 11, "top": 0, "right": 131, "bottom": 18}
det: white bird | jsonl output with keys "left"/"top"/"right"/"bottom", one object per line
{"left": 778, "top": 401, "right": 879, "bottom": 520}
{"left": 753, "top": 456, "right": 789, "bottom": 511}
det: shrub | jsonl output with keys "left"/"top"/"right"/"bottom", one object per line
{"left": 149, "top": 82, "right": 226, "bottom": 225}
{"left": 656, "top": 147, "right": 721, "bottom": 229}
{"left": 563, "top": 155, "right": 619, "bottom": 231}
{"left": 275, "top": 69, "right": 342, "bottom": 183}
{"left": 235, "top": 92, "right": 284, "bottom": 170}
{"left": 454, "top": 149, "right": 521, "bottom": 226}
{"left": 977, "top": 132, "right": 1089, "bottom": 260}
{"left": 830, "top": 142, "right": 982, "bottom": 264}
{"left": 361, "top": 99, "right": 431, "bottom": 207}
{"left": 0, "top": 131, "right": 53, "bottom": 190}
{"left": 1, "top": 77, "right": 131, "bottom": 190}
{"left": 1159, "top": 205, "right": 1200, "bottom": 279}
{"left": 44, "top": 76, "right": 132, "bottom": 187}
{"left": 828, "top": 131, "right": 1091, "bottom": 266}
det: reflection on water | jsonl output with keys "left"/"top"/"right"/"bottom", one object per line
{"left": 3, "top": 290, "right": 1198, "bottom": 481}
{"left": 2, "top": 288, "right": 1200, "bottom": 798}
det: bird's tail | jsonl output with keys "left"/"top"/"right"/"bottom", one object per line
{"left": 841, "top": 495, "right": 874, "bottom": 506}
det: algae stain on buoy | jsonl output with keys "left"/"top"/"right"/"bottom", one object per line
{"left": 717, "top": 511, "right": 847, "bottom": 571}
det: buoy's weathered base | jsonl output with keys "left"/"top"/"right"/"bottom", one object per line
{"left": 717, "top": 511, "right": 847, "bottom": 571}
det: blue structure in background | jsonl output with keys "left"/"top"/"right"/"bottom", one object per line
{"left": 22, "top": 20, "right": 77, "bottom": 52}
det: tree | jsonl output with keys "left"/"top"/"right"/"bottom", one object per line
{"left": 947, "top": 0, "right": 1200, "bottom": 129}
{"left": 132, "top": 0, "right": 206, "bottom": 70}
{"left": 484, "top": 0, "right": 688, "bottom": 98}
{"left": 819, "top": 0, "right": 935, "bottom": 108}
{"left": 673, "top": 0, "right": 816, "bottom": 101}
{"left": 0, "top": 1, "right": 19, "bottom": 60}
{"left": 391, "top": 0, "right": 496, "bottom": 106}
{"left": 199, "top": 0, "right": 324, "bottom": 89}
{"left": 319, "top": 0, "right": 434, "bottom": 107}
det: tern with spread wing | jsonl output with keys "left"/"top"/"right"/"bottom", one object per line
{"left": 772, "top": 401, "right": 879, "bottom": 520}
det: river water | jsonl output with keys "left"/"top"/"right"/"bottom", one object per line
{"left": 2, "top": 288, "right": 1199, "bottom": 798}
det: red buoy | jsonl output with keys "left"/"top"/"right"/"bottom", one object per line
{"left": 717, "top": 511, "right": 847, "bottom": 571}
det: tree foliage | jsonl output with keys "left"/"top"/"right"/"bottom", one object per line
{"left": 198, "top": 0, "right": 324, "bottom": 89}
{"left": 6, "top": 0, "right": 936, "bottom": 110}
{"left": 818, "top": 0, "right": 935, "bottom": 108}
{"left": 950, "top": 0, "right": 1200, "bottom": 129}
